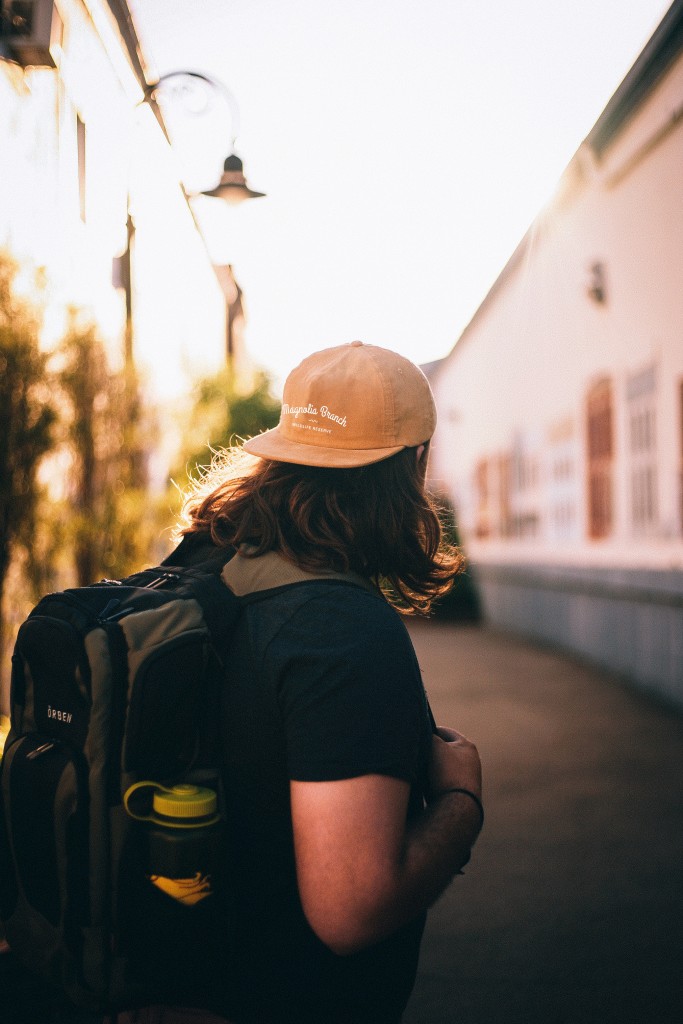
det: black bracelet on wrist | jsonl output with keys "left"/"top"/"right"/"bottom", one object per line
{"left": 439, "top": 787, "right": 484, "bottom": 828}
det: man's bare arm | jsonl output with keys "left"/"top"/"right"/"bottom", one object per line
{"left": 290, "top": 727, "right": 482, "bottom": 955}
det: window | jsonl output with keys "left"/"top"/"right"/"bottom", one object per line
{"left": 498, "top": 453, "right": 512, "bottom": 537}
{"left": 77, "top": 113, "right": 86, "bottom": 222}
{"left": 627, "top": 365, "right": 658, "bottom": 536}
{"left": 474, "top": 459, "right": 490, "bottom": 538}
{"left": 680, "top": 381, "right": 683, "bottom": 535}
{"left": 586, "top": 378, "right": 613, "bottom": 539}
{"left": 506, "top": 435, "right": 543, "bottom": 540}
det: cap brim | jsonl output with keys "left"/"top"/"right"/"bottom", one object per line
{"left": 243, "top": 427, "right": 404, "bottom": 468}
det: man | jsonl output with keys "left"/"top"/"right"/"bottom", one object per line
{"left": 147, "top": 341, "right": 483, "bottom": 1023}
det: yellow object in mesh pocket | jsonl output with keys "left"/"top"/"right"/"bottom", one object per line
{"left": 149, "top": 871, "right": 213, "bottom": 905}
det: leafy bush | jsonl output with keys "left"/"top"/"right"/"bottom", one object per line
{"left": 174, "top": 367, "right": 281, "bottom": 485}
{"left": 432, "top": 494, "right": 481, "bottom": 622}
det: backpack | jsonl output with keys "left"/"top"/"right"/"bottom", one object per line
{"left": 0, "top": 546, "right": 250, "bottom": 1013}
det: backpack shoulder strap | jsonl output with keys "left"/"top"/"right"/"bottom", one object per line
{"left": 221, "top": 548, "right": 377, "bottom": 598}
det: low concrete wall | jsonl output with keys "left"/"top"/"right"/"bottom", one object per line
{"left": 474, "top": 563, "right": 683, "bottom": 710}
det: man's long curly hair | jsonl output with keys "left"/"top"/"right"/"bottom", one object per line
{"left": 180, "top": 445, "right": 463, "bottom": 614}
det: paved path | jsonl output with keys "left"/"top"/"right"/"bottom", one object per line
{"left": 402, "top": 622, "right": 683, "bottom": 1024}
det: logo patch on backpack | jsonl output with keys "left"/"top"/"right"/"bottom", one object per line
{"left": 47, "top": 705, "right": 74, "bottom": 724}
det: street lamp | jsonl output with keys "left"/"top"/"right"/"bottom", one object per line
{"left": 143, "top": 71, "right": 265, "bottom": 205}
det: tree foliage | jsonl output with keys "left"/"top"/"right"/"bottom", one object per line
{"left": 55, "top": 315, "right": 158, "bottom": 585}
{"left": 430, "top": 493, "right": 481, "bottom": 622}
{"left": 176, "top": 367, "right": 281, "bottom": 485}
{"left": 0, "top": 252, "right": 57, "bottom": 666}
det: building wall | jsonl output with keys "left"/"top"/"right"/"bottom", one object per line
{"left": 0, "top": 0, "right": 225, "bottom": 399}
{"left": 429, "top": 26, "right": 683, "bottom": 707}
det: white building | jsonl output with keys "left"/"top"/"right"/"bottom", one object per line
{"left": 429, "top": 0, "right": 683, "bottom": 708}
{"left": 0, "top": 0, "right": 227, "bottom": 402}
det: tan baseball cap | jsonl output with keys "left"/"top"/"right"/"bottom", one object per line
{"left": 243, "top": 341, "right": 436, "bottom": 468}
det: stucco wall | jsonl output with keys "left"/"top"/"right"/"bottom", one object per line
{"left": 429, "top": 39, "right": 683, "bottom": 706}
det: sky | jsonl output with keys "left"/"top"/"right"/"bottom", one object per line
{"left": 131, "top": 0, "right": 673, "bottom": 390}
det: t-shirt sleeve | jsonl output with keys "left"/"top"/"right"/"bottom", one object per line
{"left": 271, "top": 587, "right": 428, "bottom": 784}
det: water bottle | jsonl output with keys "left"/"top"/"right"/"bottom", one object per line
{"left": 123, "top": 781, "right": 224, "bottom": 906}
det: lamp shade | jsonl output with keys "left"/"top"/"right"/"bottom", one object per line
{"left": 202, "top": 153, "right": 265, "bottom": 204}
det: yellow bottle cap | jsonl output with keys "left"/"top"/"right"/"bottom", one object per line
{"left": 152, "top": 784, "right": 217, "bottom": 821}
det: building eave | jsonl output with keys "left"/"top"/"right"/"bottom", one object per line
{"left": 105, "top": 0, "right": 152, "bottom": 91}
{"left": 586, "top": 0, "right": 683, "bottom": 157}
{"left": 103, "top": 0, "right": 168, "bottom": 139}
{"left": 442, "top": 225, "right": 534, "bottom": 362}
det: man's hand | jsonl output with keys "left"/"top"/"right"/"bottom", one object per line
{"left": 428, "top": 726, "right": 482, "bottom": 801}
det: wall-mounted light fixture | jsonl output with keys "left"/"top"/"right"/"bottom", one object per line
{"left": 0, "top": 0, "right": 61, "bottom": 67}
{"left": 587, "top": 261, "right": 607, "bottom": 304}
{"left": 143, "top": 71, "right": 265, "bottom": 205}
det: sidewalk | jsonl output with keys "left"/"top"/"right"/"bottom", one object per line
{"left": 403, "top": 622, "right": 683, "bottom": 1024}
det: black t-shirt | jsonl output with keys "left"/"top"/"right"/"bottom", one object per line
{"left": 172, "top": 538, "right": 433, "bottom": 1024}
